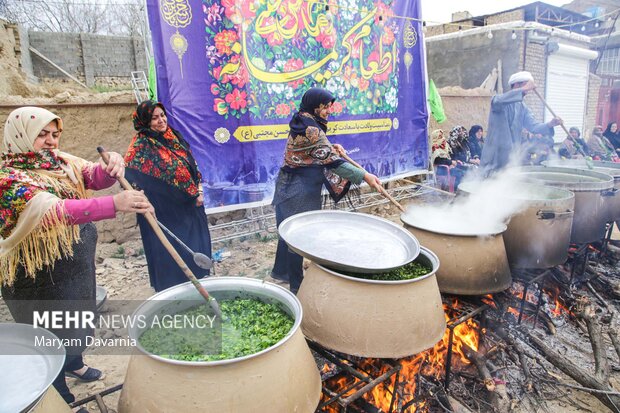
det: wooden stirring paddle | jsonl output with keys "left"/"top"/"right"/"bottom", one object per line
{"left": 338, "top": 151, "right": 406, "bottom": 212}
{"left": 97, "top": 147, "right": 222, "bottom": 319}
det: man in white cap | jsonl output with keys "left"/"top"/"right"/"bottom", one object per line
{"left": 480, "top": 71, "right": 562, "bottom": 174}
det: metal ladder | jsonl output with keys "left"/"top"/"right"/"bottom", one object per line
{"left": 130, "top": 71, "right": 150, "bottom": 104}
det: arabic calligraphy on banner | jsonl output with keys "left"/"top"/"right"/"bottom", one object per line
{"left": 148, "top": 0, "right": 429, "bottom": 210}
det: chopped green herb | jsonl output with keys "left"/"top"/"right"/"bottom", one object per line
{"left": 139, "top": 298, "right": 294, "bottom": 362}
{"left": 333, "top": 260, "right": 432, "bottom": 281}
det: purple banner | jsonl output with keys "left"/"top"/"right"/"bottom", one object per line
{"left": 147, "top": 0, "right": 428, "bottom": 211}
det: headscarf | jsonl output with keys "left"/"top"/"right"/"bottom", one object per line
{"left": 468, "top": 125, "right": 483, "bottom": 141}
{"left": 604, "top": 122, "right": 617, "bottom": 140}
{"left": 0, "top": 107, "right": 90, "bottom": 286}
{"left": 604, "top": 122, "right": 620, "bottom": 150}
{"left": 569, "top": 127, "right": 581, "bottom": 138}
{"left": 289, "top": 87, "right": 336, "bottom": 136}
{"left": 431, "top": 129, "right": 451, "bottom": 164}
{"left": 283, "top": 88, "right": 351, "bottom": 202}
{"left": 448, "top": 126, "right": 468, "bottom": 147}
{"left": 124, "top": 100, "right": 202, "bottom": 197}
{"left": 589, "top": 125, "right": 616, "bottom": 159}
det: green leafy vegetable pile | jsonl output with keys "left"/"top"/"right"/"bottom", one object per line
{"left": 139, "top": 298, "right": 294, "bottom": 362}
{"left": 335, "top": 260, "right": 432, "bottom": 281}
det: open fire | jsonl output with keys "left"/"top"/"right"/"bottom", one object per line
{"left": 318, "top": 299, "right": 483, "bottom": 412}
{"left": 317, "top": 282, "right": 574, "bottom": 412}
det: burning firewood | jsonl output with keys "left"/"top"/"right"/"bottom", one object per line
{"left": 461, "top": 342, "right": 511, "bottom": 412}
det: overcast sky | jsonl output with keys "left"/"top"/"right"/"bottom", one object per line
{"left": 420, "top": 0, "right": 570, "bottom": 25}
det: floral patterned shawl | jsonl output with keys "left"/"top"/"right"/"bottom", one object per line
{"left": 283, "top": 88, "right": 351, "bottom": 202}
{"left": 431, "top": 129, "right": 451, "bottom": 165}
{"left": 0, "top": 107, "right": 89, "bottom": 286}
{"left": 124, "top": 100, "right": 202, "bottom": 197}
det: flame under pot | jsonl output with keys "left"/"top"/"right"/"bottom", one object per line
{"left": 118, "top": 278, "right": 321, "bottom": 413}
{"left": 297, "top": 247, "right": 446, "bottom": 359}
{"left": 459, "top": 182, "right": 575, "bottom": 268}
{"left": 401, "top": 215, "right": 511, "bottom": 295}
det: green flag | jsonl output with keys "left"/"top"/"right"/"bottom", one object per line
{"left": 428, "top": 79, "right": 446, "bottom": 124}
{"left": 148, "top": 57, "right": 157, "bottom": 101}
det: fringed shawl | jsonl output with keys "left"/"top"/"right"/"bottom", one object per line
{"left": 0, "top": 107, "right": 90, "bottom": 286}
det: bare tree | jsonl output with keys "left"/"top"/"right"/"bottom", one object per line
{"left": 109, "top": 0, "right": 145, "bottom": 37}
{"left": 1, "top": 0, "right": 145, "bottom": 35}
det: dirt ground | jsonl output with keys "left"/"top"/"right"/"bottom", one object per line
{"left": 0, "top": 17, "right": 611, "bottom": 412}
{"left": 0, "top": 195, "right": 615, "bottom": 413}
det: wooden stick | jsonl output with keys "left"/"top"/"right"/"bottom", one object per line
{"left": 339, "top": 152, "right": 406, "bottom": 212}
{"left": 532, "top": 89, "right": 571, "bottom": 137}
{"left": 533, "top": 89, "right": 590, "bottom": 159}
{"left": 97, "top": 147, "right": 222, "bottom": 318}
{"left": 462, "top": 344, "right": 511, "bottom": 412}
{"left": 29, "top": 46, "right": 89, "bottom": 90}
{"left": 576, "top": 297, "right": 610, "bottom": 382}
{"left": 402, "top": 178, "right": 456, "bottom": 197}
{"left": 528, "top": 332, "right": 620, "bottom": 412}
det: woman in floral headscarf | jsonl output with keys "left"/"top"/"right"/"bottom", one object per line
{"left": 271, "top": 87, "right": 381, "bottom": 293}
{"left": 0, "top": 106, "right": 150, "bottom": 407}
{"left": 124, "top": 100, "right": 211, "bottom": 292}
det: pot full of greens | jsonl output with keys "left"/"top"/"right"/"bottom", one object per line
{"left": 322, "top": 246, "right": 438, "bottom": 284}
{"left": 129, "top": 277, "right": 302, "bottom": 365}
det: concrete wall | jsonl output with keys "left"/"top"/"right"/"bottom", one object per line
{"left": 426, "top": 30, "right": 523, "bottom": 90}
{"left": 27, "top": 31, "right": 146, "bottom": 87}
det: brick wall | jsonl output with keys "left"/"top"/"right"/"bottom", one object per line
{"left": 523, "top": 42, "right": 547, "bottom": 119}
{"left": 26, "top": 31, "right": 146, "bottom": 86}
{"left": 486, "top": 10, "right": 525, "bottom": 25}
{"left": 586, "top": 73, "right": 602, "bottom": 134}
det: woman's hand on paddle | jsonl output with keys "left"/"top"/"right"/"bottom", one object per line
{"left": 364, "top": 172, "right": 382, "bottom": 190}
{"left": 332, "top": 144, "right": 346, "bottom": 156}
{"left": 195, "top": 194, "right": 204, "bottom": 207}
{"left": 113, "top": 190, "right": 153, "bottom": 214}
{"left": 100, "top": 151, "right": 125, "bottom": 178}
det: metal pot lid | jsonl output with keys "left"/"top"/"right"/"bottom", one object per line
{"left": 401, "top": 210, "right": 507, "bottom": 236}
{"left": 458, "top": 181, "right": 574, "bottom": 202}
{"left": 517, "top": 166, "right": 614, "bottom": 191}
{"left": 278, "top": 210, "right": 420, "bottom": 273}
{"left": 0, "top": 323, "right": 66, "bottom": 413}
{"left": 542, "top": 160, "right": 620, "bottom": 179}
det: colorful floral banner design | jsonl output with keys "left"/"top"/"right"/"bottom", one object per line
{"left": 147, "top": 0, "right": 428, "bottom": 211}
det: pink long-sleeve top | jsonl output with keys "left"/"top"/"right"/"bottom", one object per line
{"left": 57, "top": 163, "right": 117, "bottom": 225}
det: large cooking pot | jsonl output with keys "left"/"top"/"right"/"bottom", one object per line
{"left": 0, "top": 323, "right": 71, "bottom": 413}
{"left": 401, "top": 214, "right": 511, "bottom": 295}
{"left": 543, "top": 159, "right": 620, "bottom": 221}
{"left": 297, "top": 247, "right": 445, "bottom": 358}
{"left": 459, "top": 182, "right": 575, "bottom": 268}
{"left": 118, "top": 278, "right": 321, "bottom": 413}
{"left": 516, "top": 166, "right": 614, "bottom": 244}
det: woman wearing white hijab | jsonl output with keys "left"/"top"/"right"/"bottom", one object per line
{"left": 0, "top": 107, "right": 151, "bottom": 409}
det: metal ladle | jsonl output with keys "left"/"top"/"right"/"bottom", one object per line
{"left": 157, "top": 221, "right": 213, "bottom": 270}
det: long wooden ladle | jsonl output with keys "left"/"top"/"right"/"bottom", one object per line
{"left": 338, "top": 151, "right": 406, "bottom": 212}
{"left": 532, "top": 89, "right": 588, "bottom": 159}
{"left": 97, "top": 147, "right": 222, "bottom": 319}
